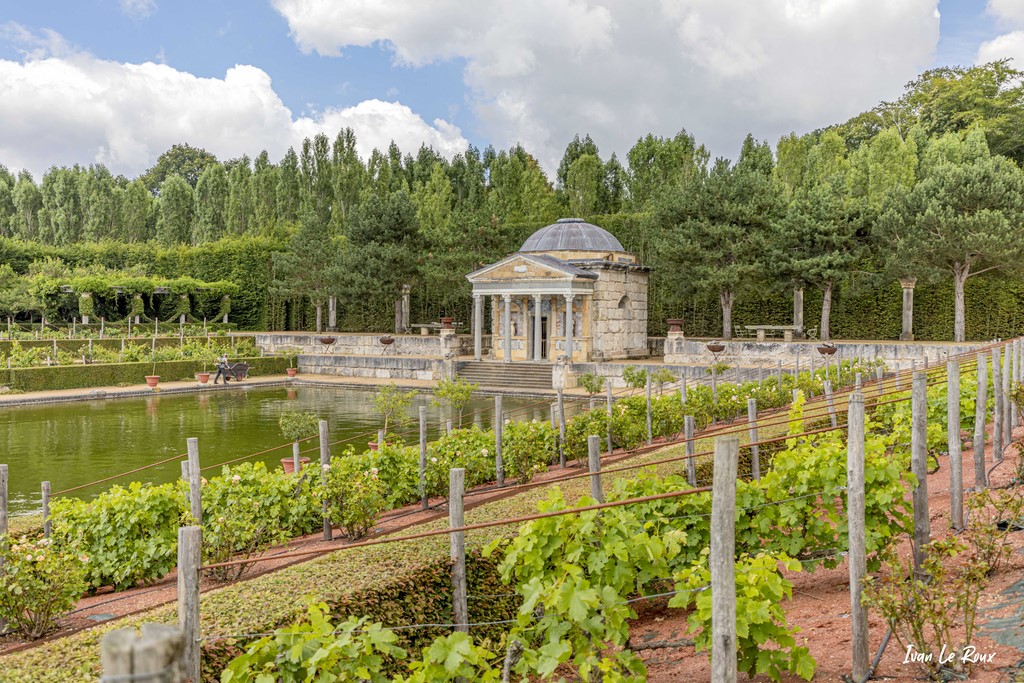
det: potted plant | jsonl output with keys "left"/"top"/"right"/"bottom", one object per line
{"left": 196, "top": 371, "right": 211, "bottom": 384}
{"left": 145, "top": 359, "right": 160, "bottom": 389}
{"left": 371, "top": 385, "right": 415, "bottom": 449}
{"left": 278, "top": 411, "right": 319, "bottom": 474}
{"left": 286, "top": 355, "right": 298, "bottom": 377}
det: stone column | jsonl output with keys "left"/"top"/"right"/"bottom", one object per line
{"left": 564, "top": 293, "right": 575, "bottom": 363}
{"left": 502, "top": 294, "right": 512, "bottom": 363}
{"left": 793, "top": 288, "right": 804, "bottom": 335}
{"left": 401, "top": 285, "right": 411, "bottom": 333}
{"left": 473, "top": 294, "right": 483, "bottom": 361}
{"left": 328, "top": 296, "right": 337, "bottom": 331}
{"left": 900, "top": 278, "right": 916, "bottom": 341}
{"left": 533, "top": 294, "right": 543, "bottom": 361}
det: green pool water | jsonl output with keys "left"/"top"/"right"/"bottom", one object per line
{"left": 1, "top": 385, "right": 580, "bottom": 515}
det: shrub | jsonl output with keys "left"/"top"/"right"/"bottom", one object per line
{"left": 368, "top": 444, "right": 421, "bottom": 508}
{"left": 375, "top": 385, "right": 416, "bottom": 434}
{"left": 321, "top": 453, "right": 389, "bottom": 540}
{"left": 576, "top": 371, "right": 605, "bottom": 396}
{"left": 0, "top": 536, "right": 89, "bottom": 639}
{"left": 278, "top": 411, "right": 320, "bottom": 443}
{"left": 424, "top": 427, "right": 496, "bottom": 499}
{"left": 501, "top": 419, "right": 555, "bottom": 483}
{"left": 50, "top": 481, "right": 185, "bottom": 590}
{"left": 432, "top": 377, "right": 478, "bottom": 427}
{"left": 621, "top": 365, "right": 647, "bottom": 389}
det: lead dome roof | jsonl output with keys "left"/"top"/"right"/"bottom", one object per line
{"left": 520, "top": 218, "right": 624, "bottom": 253}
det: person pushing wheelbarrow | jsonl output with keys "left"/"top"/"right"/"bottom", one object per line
{"left": 214, "top": 353, "right": 232, "bottom": 384}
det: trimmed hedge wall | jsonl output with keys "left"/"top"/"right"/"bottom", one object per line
{"left": 2, "top": 356, "right": 290, "bottom": 392}
{"left": 0, "top": 335, "right": 234, "bottom": 357}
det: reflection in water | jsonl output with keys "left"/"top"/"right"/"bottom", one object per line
{"left": 2, "top": 385, "right": 583, "bottom": 515}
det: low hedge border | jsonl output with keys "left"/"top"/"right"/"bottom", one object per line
{"left": 0, "top": 426, "right": 744, "bottom": 683}
{"left": 0, "top": 335, "right": 233, "bottom": 357}
{"left": 2, "top": 357, "right": 290, "bottom": 393}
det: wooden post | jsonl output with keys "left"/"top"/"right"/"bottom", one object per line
{"left": 710, "top": 435, "right": 739, "bottom": 683}
{"left": 1013, "top": 339, "right": 1021, "bottom": 429}
{"left": 557, "top": 388, "right": 566, "bottom": 467}
{"left": 645, "top": 372, "right": 653, "bottom": 446}
{"left": 776, "top": 360, "right": 783, "bottom": 391}
{"left": 746, "top": 398, "right": 760, "bottom": 480}
{"left": 177, "top": 525, "right": 201, "bottom": 683}
{"left": 974, "top": 352, "right": 989, "bottom": 488}
{"left": 495, "top": 395, "right": 505, "bottom": 486}
{"left": 186, "top": 438, "right": 201, "bottom": 525}
{"left": 180, "top": 461, "right": 190, "bottom": 512}
{"left": 680, "top": 377, "right": 687, "bottom": 405}
{"left": 550, "top": 403, "right": 559, "bottom": 465}
{"left": 292, "top": 441, "right": 301, "bottom": 473}
{"left": 0, "top": 464, "right": 7, "bottom": 539}
{"left": 824, "top": 380, "right": 838, "bottom": 428}
{"left": 911, "top": 371, "right": 930, "bottom": 576}
{"left": 587, "top": 435, "right": 604, "bottom": 503}
{"left": 855, "top": 372, "right": 862, "bottom": 389}
{"left": 711, "top": 364, "right": 718, "bottom": 401}
{"left": 875, "top": 366, "right": 884, "bottom": 399}
{"left": 419, "top": 406, "right": 428, "bottom": 509}
{"left": 846, "top": 392, "right": 869, "bottom": 682}
{"left": 102, "top": 625, "right": 186, "bottom": 683}
{"left": 449, "top": 468, "right": 468, "bottom": 633}
{"left": 1003, "top": 343, "right": 1012, "bottom": 446}
{"left": 685, "top": 415, "right": 697, "bottom": 486}
{"left": 993, "top": 348, "right": 1004, "bottom": 464}
{"left": 606, "top": 383, "right": 614, "bottom": 456}
{"left": 445, "top": 419, "right": 453, "bottom": 436}
{"left": 319, "top": 420, "right": 332, "bottom": 540}
{"left": 948, "top": 360, "right": 963, "bottom": 531}
{"left": 41, "top": 481, "right": 51, "bottom": 538}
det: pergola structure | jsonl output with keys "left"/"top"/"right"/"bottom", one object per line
{"left": 466, "top": 218, "right": 650, "bottom": 363}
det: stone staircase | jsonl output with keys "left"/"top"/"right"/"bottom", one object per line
{"left": 456, "top": 360, "right": 553, "bottom": 392}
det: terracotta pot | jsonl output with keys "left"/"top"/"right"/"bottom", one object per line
{"left": 286, "top": 367, "right": 298, "bottom": 377}
{"left": 281, "top": 456, "right": 310, "bottom": 474}
{"left": 196, "top": 372, "right": 211, "bottom": 384}
{"left": 145, "top": 375, "right": 160, "bottom": 388}
{"left": 368, "top": 441, "right": 379, "bottom": 451}
{"left": 666, "top": 318, "right": 684, "bottom": 333}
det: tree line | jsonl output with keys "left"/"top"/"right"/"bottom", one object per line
{"left": 1, "top": 61, "right": 1023, "bottom": 341}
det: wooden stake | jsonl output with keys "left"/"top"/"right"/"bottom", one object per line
{"left": 606, "top": 383, "right": 614, "bottom": 456}
{"left": 41, "top": 481, "right": 51, "bottom": 538}
{"left": 685, "top": 416, "right": 697, "bottom": 486}
{"left": 645, "top": 373, "right": 653, "bottom": 445}
{"left": 680, "top": 377, "right": 687, "bottom": 405}
{"left": 911, "top": 371, "right": 930, "bottom": 576}
{"left": 177, "top": 525, "right": 201, "bottom": 683}
{"left": 710, "top": 435, "right": 739, "bottom": 683}
{"left": 776, "top": 360, "right": 782, "bottom": 390}
{"left": 875, "top": 366, "right": 884, "bottom": 399}
{"left": 948, "top": 360, "right": 963, "bottom": 530}
{"left": 1003, "top": 343, "right": 1012, "bottom": 446}
{"left": 587, "top": 435, "right": 604, "bottom": 503}
{"left": 419, "top": 406, "right": 428, "bottom": 509}
{"left": 319, "top": 420, "right": 332, "bottom": 540}
{"left": 449, "top": 468, "right": 468, "bottom": 633}
{"left": 0, "top": 464, "right": 7, "bottom": 539}
{"left": 993, "top": 348, "right": 1004, "bottom": 464}
{"left": 974, "top": 352, "right": 989, "bottom": 488}
{"left": 746, "top": 398, "right": 760, "bottom": 480}
{"left": 292, "top": 441, "right": 301, "bottom": 473}
{"left": 495, "top": 395, "right": 504, "bottom": 486}
{"left": 557, "top": 388, "right": 566, "bottom": 467}
{"left": 824, "top": 380, "right": 838, "bottom": 428}
{"left": 846, "top": 392, "right": 869, "bottom": 682}
{"left": 186, "top": 438, "right": 201, "bottom": 525}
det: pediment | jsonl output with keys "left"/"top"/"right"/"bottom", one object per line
{"left": 467, "top": 253, "right": 591, "bottom": 283}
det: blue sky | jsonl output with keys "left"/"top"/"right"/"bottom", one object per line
{"left": 0, "top": 1, "right": 1020, "bottom": 178}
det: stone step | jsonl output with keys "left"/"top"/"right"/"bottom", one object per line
{"left": 457, "top": 361, "right": 554, "bottom": 391}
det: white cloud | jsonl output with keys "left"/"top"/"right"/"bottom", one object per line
{"left": 120, "top": 0, "right": 157, "bottom": 20}
{"left": 987, "top": 0, "right": 1024, "bottom": 26}
{"left": 0, "top": 28, "right": 467, "bottom": 178}
{"left": 273, "top": 0, "right": 940, "bottom": 172}
{"left": 979, "top": 1, "right": 1024, "bottom": 66}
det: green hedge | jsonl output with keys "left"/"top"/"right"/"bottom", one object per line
{"left": 0, "top": 335, "right": 234, "bottom": 357}
{"left": 2, "top": 356, "right": 290, "bottom": 392}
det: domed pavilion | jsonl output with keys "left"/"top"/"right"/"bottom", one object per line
{"left": 466, "top": 218, "right": 650, "bottom": 363}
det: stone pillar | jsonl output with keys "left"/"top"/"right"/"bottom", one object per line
{"left": 328, "top": 296, "right": 337, "bottom": 331}
{"left": 533, "top": 294, "right": 543, "bottom": 362}
{"left": 401, "top": 285, "right": 411, "bottom": 333}
{"left": 473, "top": 294, "right": 483, "bottom": 361}
{"left": 900, "top": 278, "right": 916, "bottom": 341}
{"left": 793, "top": 288, "right": 804, "bottom": 336}
{"left": 502, "top": 294, "right": 512, "bottom": 363}
{"left": 564, "top": 293, "right": 575, "bottom": 363}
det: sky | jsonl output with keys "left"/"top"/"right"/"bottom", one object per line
{"left": 0, "top": 0, "right": 1022, "bottom": 181}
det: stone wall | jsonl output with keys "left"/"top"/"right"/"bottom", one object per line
{"left": 299, "top": 354, "right": 446, "bottom": 381}
{"left": 590, "top": 266, "right": 649, "bottom": 361}
{"left": 661, "top": 336, "right": 983, "bottom": 369}
{"left": 255, "top": 332, "right": 457, "bottom": 358}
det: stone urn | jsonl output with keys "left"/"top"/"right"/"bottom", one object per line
{"left": 440, "top": 317, "right": 455, "bottom": 329}
{"left": 666, "top": 318, "right": 684, "bottom": 333}
{"left": 145, "top": 375, "right": 160, "bottom": 388}
{"left": 196, "top": 372, "right": 211, "bottom": 385}
{"left": 286, "top": 367, "right": 298, "bottom": 378}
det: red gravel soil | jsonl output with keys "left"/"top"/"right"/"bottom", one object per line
{"left": 634, "top": 423, "right": 1024, "bottom": 683}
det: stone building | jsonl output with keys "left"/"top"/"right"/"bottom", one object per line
{"left": 466, "top": 218, "right": 650, "bottom": 362}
